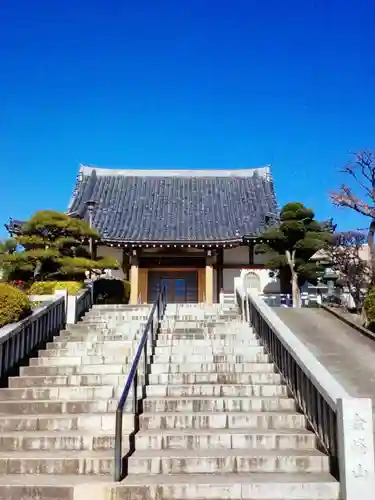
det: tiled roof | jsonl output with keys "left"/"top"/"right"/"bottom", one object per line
{"left": 67, "top": 165, "right": 278, "bottom": 243}
{"left": 4, "top": 219, "right": 25, "bottom": 235}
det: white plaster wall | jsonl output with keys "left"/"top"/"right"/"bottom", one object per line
{"left": 223, "top": 246, "right": 249, "bottom": 265}
{"left": 241, "top": 269, "right": 280, "bottom": 294}
{"left": 253, "top": 249, "right": 270, "bottom": 265}
{"left": 222, "top": 246, "right": 280, "bottom": 293}
{"left": 97, "top": 245, "right": 125, "bottom": 280}
{"left": 224, "top": 268, "right": 280, "bottom": 294}
{"left": 223, "top": 269, "right": 242, "bottom": 293}
{"left": 223, "top": 245, "right": 275, "bottom": 267}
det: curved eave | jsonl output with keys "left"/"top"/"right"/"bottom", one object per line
{"left": 101, "top": 238, "right": 244, "bottom": 248}
{"left": 242, "top": 234, "right": 275, "bottom": 244}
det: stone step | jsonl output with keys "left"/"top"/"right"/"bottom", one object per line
{"left": 0, "top": 386, "right": 117, "bottom": 401}
{"left": 83, "top": 314, "right": 149, "bottom": 320}
{"left": 145, "top": 384, "right": 288, "bottom": 397}
{"left": 9, "top": 373, "right": 136, "bottom": 388}
{"left": 39, "top": 346, "right": 265, "bottom": 360}
{"left": 0, "top": 413, "right": 133, "bottom": 432}
{"left": 155, "top": 339, "right": 261, "bottom": 346}
{"left": 63, "top": 324, "right": 109, "bottom": 331}
{"left": 60, "top": 325, "right": 143, "bottom": 334}
{"left": 158, "top": 334, "right": 257, "bottom": 340}
{"left": 79, "top": 323, "right": 146, "bottom": 330}
{"left": 152, "top": 346, "right": 265, "bottom": 355}
{"left": 119, "top": 473, "right": 340, "bottom": 500}
{"left": 150, "top": 363, "right": 275, "bottom": 374}
{"left": 0, "top": 398, "right": 123, "bottom": 414}
{"left": 27, "top": 359, "right": 281, "bottom": 374}
{"left": 0, "top": 449, "right": 332, "bottom": 477}
{"left": 141, "top": 396, "right": 296, "bottom": 413}
{"left": 0, "top": 451, "right": 114, "bottom": 475}
{"left": 135, "top": 428, "right": 317, "bottom": 450}
{"left": 152, "top": 353, "right": 270, "bottom": 363}
{"left": 139, "top": 411, "right": 307, "bottom": 430}
{"left": 54, "top": 330, "right": 140, "bottom": 338}
{"left": 38, "top": 347, "right": 134, "bottom": 358}
{"left": 29, "top": 356, "right": 137, "bottom": 367}
{"left": 155, "top": 337, "right": 260, "bottom": 346}
{"left": 148, "top": 372, "right": 283, "bottom": 385}
{"left": 54, "top": 333, "right": 141, "bottom": 342}
{"left": 46, "top": 340, "right": 137, "bottom": 350}
{"left": 162, "top": 325, "right": 253, "bottom": 332}
{"left": 20, "top": 364, "right": 135, "bottom": 376}
{"left": 0, "top": 473, "right": 340, "bottom": 500}
{"left": 10, "top": 372, "right": 282, "bottom": 388}
{"left": 127, "top": 448, "right": 329, "bottom": 474}
{"left": 0, "top": 431, "right": 127, "bottom": 452}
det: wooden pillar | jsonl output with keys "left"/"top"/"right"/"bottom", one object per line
{"left": 248, "top": 242, "right": 254, "bottom": 265}
{"left": 129, "top": 250, "right": 139, "bottom": 305}
{"left": 122, "top": 250, "right": 130, "bottom": 280}
{"left": 205, "top": 251, "right": 214, "bottom": 304}
{"left": 216, "top": 247, "right": 223, "bottom": 302}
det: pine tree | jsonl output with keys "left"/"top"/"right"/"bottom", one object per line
{"left": 1, "top": 210, "right": 119, "bottom": 282}
{"left": 0, "top": 238, "right": 17, "bottom": 280}
{"left": 256, "top": 202, "right": 332, "bottom": 307}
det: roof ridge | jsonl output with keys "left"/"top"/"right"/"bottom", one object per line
{"left": 78, "top": 164, "right": 272, "bottom": 178}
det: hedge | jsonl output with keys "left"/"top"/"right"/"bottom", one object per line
{"left": 93, "top": 278, "right": 131, "bottom": 304}
{"left": 364, "top": 288, "right": 375, "bottom": 331}
{"left": 29, "top": 281, "right": 83, "bottom": 295}
{"left": 0, "top": 283, "right": 32, "bottom": 328}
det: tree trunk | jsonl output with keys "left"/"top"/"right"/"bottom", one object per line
{"left": 286, "top": 249, "right": 301, "bottom": 308}
{"left": 291, "top": 270, "right": 301, "bottom": 308}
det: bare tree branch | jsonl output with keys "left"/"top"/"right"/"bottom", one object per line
{"left": 330, "top": 185, "right": 375, "bottom": 217}
{"left": 330, "top": 150, "right": 375, "bottom": 284}
{"left": 326, "top": 231, "right": 370, "bottom": 310}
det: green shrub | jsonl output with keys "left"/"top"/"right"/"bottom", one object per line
{"left": 93, "top": 278, "right": 129, "bottom": 305}
{"left": 0, "top": 283, "right": 32, "bottom": 328}
{"left": 29, "top": 281, "right": 83, "bottom": 295}
{"left": 54, "top": 281, "right": 83, "bottom": 295}
{"left": 28, "top": 282, "right": 55, "bottom": 295}
{"left": 364, "top": 288, "right": 375, "bottom": 331}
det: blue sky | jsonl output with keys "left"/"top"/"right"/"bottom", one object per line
{"left": 1, "top": 0, "right": 375, "bottom": 237}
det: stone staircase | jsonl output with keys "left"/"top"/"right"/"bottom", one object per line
{"left": 0, "top": 302, "right": 340, "bottom": 499}
{"left": 0, "top": 304, "right": 155, "bottom": 499}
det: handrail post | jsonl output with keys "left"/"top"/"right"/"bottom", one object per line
{"left": 114, "top": 408, "right": 122, "bottom": 481}
{"left": 133, "top": 370, "right": 138, "bottom": 413}
{"left": 113, "top": 286, "right": 167, "bottom": 481}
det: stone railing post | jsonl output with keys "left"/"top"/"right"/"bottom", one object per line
{"left": 54, "top": 289, "right": 77, "bottom": 325}
{"left": 219, "top": 289, "right": 224, "bottom": 309}
{"left": 337, "top": 398, "right": 375, "bottom": 499}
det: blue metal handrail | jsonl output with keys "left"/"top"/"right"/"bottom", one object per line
{"left": 114, "top": 286, "right": 167, "bottom": 481}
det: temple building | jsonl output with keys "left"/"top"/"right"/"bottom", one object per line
{"left": 8, "top": 165, "right": 280, "bottom": 304}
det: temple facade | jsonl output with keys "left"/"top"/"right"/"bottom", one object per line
{"left": 8, "top": 165, "right": 281, "bottom": 304}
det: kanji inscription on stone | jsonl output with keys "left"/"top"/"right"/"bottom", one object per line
{"left": 337, "top": 398, "right": 374, "bottom": 499}
{"left": 352, "top": 464, "right": 369, "bottom": 479}
{"left": 352, "top": 413, "right": 367, "bottom": 431}
{"left": 351, "top": 437, "right": 367, "bottom": 453}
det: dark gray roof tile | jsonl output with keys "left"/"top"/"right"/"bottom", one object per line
{"left": 68, "top": 166, "right": 278, "bottom": 243}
